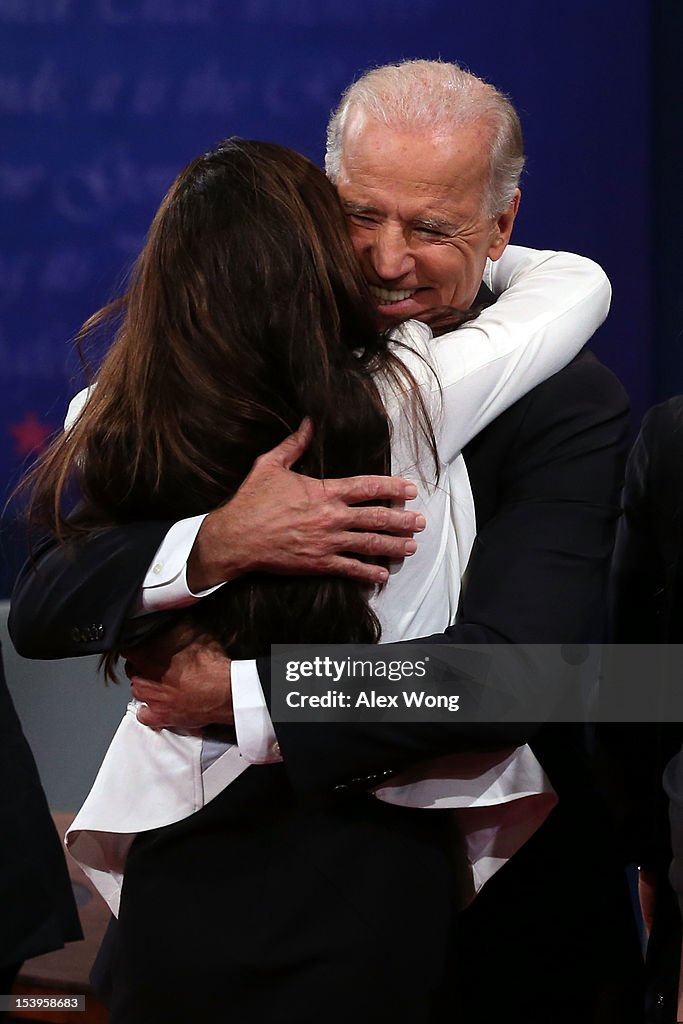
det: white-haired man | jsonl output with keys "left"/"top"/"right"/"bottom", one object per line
{"left": 325, "top": 60, "right": 523, "bottom": 323}
{"left": 10, "top": 61, "right": 643, "bottom": 1022}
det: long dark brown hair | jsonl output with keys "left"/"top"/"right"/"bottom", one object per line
{"left": 25, "top": 138, "right": 468, "bottom": 658}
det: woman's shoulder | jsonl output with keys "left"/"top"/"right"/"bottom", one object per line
{"left": 388, "top": 320, "right": 433, "bottom": 354}
{"left": 64, "top": 384, "right": 96, "bottom": 430}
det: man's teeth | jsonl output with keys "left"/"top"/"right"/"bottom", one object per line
{"left": 369, "top": 286, "right": 417, "bottom": 304}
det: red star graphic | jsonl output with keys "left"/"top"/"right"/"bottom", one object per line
{"left": 9, "top": 412, "right": 55, "bottom": 457}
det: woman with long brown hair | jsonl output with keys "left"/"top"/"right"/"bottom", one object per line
{"left": 25, "top": 138, "right": 611, "bottom": 1022}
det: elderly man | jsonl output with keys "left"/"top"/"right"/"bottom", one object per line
{"left": 11, "top": 61, "right": 642, "bottom": 1022}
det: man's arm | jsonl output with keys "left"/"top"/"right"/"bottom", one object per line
{"left": 8, "top": 421, "right": 424, "bottom": 659}
{"left": 124, "top": 353, "right": 630, "bottom": 794}
{"left": 9, "top": 521, "right": 176, "bottom": 659}
{"left": 262, "top": 354, "right": 630, "bottom": 793}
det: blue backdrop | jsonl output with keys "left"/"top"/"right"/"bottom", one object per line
{"left": 1, "top": 1, "right": 653, "bottom": 584}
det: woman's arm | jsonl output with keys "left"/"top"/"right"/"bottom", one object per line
{"left": 391, "top": 245, "right": 611, "bottom": 465}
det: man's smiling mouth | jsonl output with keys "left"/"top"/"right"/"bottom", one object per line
{"left": 368, "top": 285, "right": 418, "bottom": 304}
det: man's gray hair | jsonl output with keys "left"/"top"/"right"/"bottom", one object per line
{"left": 325, "top": 59, "right": 525, "bottom": 218}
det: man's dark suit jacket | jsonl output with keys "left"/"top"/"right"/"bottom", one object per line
{"left": 0, "top": 647, "right": 82, "bottom": 976}
{"left": 607, "top": 396, "right": 683, "bottom": 1023}
{"left": 8, "top": 350, "right": 644, "bottom": 1023}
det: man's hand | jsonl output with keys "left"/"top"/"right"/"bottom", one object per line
{"left": 123, "top": 627, "right": 233, "bottom": 730}
{"left": 187, "top": 418, "right": 425, "bottom": 592}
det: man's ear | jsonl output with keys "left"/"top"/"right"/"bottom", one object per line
{"left": 488, "top": 189, "right": 521, "bottom": 262}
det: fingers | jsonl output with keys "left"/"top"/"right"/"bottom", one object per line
{"left": 261, "top": 417, "right": 314, "bottom": 470}
{"left": 339, "top": 531, "right": 418, "bottom": 560}
{"left": 131, "top": 679, "right": 178, "bottom": 729}
{"left": 135, "top": 703, "right": 167, "bottom": 729}
{"left": 324, "top": 474, "right": 418, "bottom": 504}
{"left": 130, "top": 676, "right": 166, "bottom": 703}
{"left": 323, "top": 555, "right": 390, "bottom": 585}
{"left": 346, "top": 505, "right": 426, "bottom": 536}
{"left": 322, "top": 545, "right": 418, "bottom": 583}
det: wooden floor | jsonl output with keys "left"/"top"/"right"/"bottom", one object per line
{"left": 9, "top": 813, "right": 109, "bottom": 1023}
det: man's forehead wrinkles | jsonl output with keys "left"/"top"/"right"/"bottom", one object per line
{"left": 340, "top": 174, "right": 478, "bottom": 210}
{"left": 341, "top": 177, "right": 463, "bottom": 207}
{"left": 347, "top": 175, "right": 459, "bottom": 197}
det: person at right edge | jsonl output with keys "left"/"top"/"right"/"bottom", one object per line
{"left": 10, "top": 61, "right": 644, "bottom": 1022}
{"left": 608, "top": 397, "right": 683, "bottom": 1024}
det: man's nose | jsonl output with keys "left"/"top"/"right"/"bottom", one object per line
{"left": 370, "top": 225, "right": 414, "bottom": 281}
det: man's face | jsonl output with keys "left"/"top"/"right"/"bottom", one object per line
{"left": 336, "top": 110, "right": 520, "bottom": 324}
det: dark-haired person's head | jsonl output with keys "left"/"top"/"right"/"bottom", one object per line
{"left": 25, "top": 139, "right": 450, "bottom": 654}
